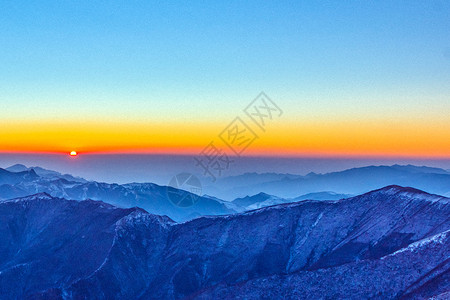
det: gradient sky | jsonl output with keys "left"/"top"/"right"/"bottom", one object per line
{"left": 1, "top": 1, "right": 449, "bottom": 157}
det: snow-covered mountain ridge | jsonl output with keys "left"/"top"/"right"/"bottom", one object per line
{"left": 0, "top": 185, "right": 448, "bottom": 299}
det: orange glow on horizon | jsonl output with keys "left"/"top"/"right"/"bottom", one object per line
{"left": 0, "top": 118, "right": 448, "bottom": 159}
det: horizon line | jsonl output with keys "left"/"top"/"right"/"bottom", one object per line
{"left": 0, "top": 150, "right": 449, "bottom": 161}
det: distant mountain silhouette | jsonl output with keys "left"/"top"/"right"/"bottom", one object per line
{"left": 6, "top": 164, "right": 88, "bottom": 183}
{"left": 0, "top": 186, "right": 448, "bottom": 299}
{"left": 0, "top": 167, "right": 38, "bottom": 185}
{"left": 231, "top": 191, "right": 352, "bottom": 211}
{"left": 232, "top": 192, "right": 286, "bottom": 209}
{"left": 2, "top": 163, "right": 450, "bottom": 221}
{"left": 0, "top": 166, "right": 234, "bottom": 222}
{"left": 292, "top": 191, "right": 352, "bottom": 201}
{"left": 205, "top": 164, "right": 450, "bottom": 199}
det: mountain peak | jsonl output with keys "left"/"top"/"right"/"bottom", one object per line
{"left": 5, "top": 164, "right": 29, "bottom": 172}
{"left": 376, "top": 185, "right": 432, "bottom": 194}
{"left": 361, "top": 185, "right": 449, "bottom": 203}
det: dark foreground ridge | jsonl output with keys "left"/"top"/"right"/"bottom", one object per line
{"left": 0, "top": 186, "right": 449, "bottom": 299}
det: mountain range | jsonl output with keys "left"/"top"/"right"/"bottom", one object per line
{"left": 1, "top": 164, "right": 450, "bottom": 221}
{"left": 0, "top": 186, "right": 448, "bottom": 299}
{"left": 5, "top": 164, "right": 87, "bottom": 183}
{"left": 232, "top": 191, "right": 352, "bottom": 210}
{"left": 0, "top": 166, "right": 233, "bottom": 222}
{"left": 205, "top": 164, "right": 450, "bottom": 199}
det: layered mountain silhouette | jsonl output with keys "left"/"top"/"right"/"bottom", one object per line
{"left": 0, "top": 186, "right": 448, "bottom": 299}
{"left": 232, "top": 192, "right": 286, "bottom": 209}
{"left": 205, "top": 164, "right": 450, "bottom": 199}
{"left": 232, "top": 191, "right": 352, "bottom": 210}
{"left": 0, "top": 167, "right": 233, "bottom": 222}
{"left": 293, "top": 191, "right": 352, "bottom": 201}
{"left": 2, "top": 164, "right": 450, "bottom": 222}
{"left": 5, "top": 164, "right": 88, "bottom": 183}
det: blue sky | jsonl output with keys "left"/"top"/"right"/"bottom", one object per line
{"left": 1, "top": 1, "right": 449, "bottom": 121}
{"left": 0, "top": 1, "right": 449, "bottom": 159}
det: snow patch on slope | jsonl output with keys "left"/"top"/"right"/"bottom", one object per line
{"left": 384, "top": 229, "right": 450, "bottom": 258}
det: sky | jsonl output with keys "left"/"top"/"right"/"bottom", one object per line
{"left": 1, "top": 1, "right": 449, "bottom": 160}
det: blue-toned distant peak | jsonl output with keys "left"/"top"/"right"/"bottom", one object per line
{"left": 5, "top": 164, "right": 88, "bottom": 183}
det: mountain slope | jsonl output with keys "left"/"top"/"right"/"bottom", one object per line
{"left": 193, "top": 229, "right": 450, "bottom": 299}
{"left": 0, "top": 186, "right": 449, "bottom": 299}
{"left": 0, "top": 193, "right": 173, "bottom": 299}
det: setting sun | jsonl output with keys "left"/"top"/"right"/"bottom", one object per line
{"left": 70, "top": 151, "right": 77, "bottom": 156}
